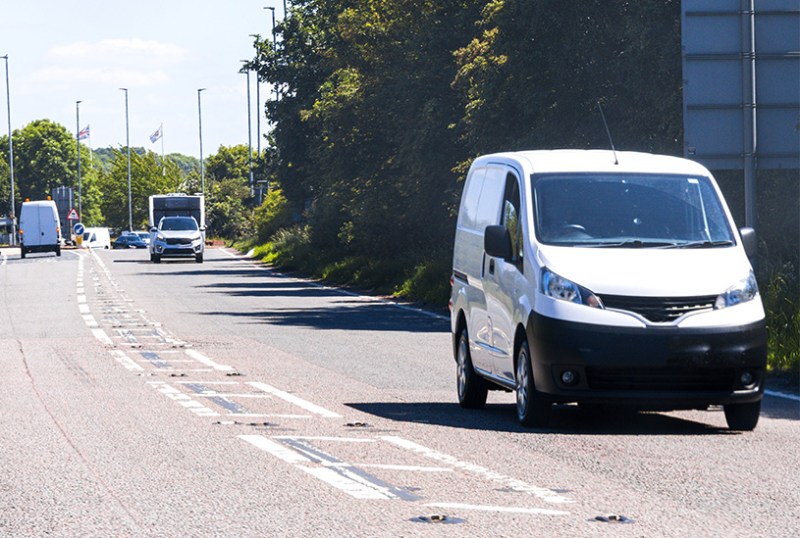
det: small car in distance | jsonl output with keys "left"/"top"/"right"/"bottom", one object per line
{"left": 134, "top": 230, "right": 151, "bottom": 245}
{"left": 113, "top": 234, "right": 148, "bottom": 249}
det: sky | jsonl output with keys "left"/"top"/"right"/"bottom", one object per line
{"left": 0, "top": 0, "right": 287, "bottom": 158}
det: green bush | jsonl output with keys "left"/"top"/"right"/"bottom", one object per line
{"left": 760, "top": 259, "right": 800, "bottom": 375}
{"left": 253, "top": 189, "right": 294, "bottom": 244}
{"left": 396, "top": 257, "right": 452, "bottom": 306}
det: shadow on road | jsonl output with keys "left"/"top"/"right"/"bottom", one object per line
{"left": 201, "top": 301, "right": 449, "bottom": 333}
{"left": 347, "top": 401, "right": 734, "bottom": 435}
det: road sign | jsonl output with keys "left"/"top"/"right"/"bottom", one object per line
{"left": 73, "top": 223, "right": 85, "bottom": 236}
{"left": 67, "top": 208, "right": 79, "bottom": 220}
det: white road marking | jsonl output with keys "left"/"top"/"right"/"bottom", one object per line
{"left": 240, "top": 435, "right": 416, "bottom": 501}
{"left": 77, "top": 294, "right": 87, "bottom": 303}
{"left": 185, "top": 349, "right": 234, "bottom": 371}
{"left": 82, "top": 314, "right": 98, "bottom": 328}
{"left": 273, "top": 436, "right": 375, "bottom": 443}
{"left": 425, "top": 502, "right": 569, "bottom": 516}
{"left": 148, "top": 382, "right": 219, "bottom": 416}
{"left": 110, "top": 350, "right": 144, "bottom": 371}
{"left": 248, "top": 381, "right": 342, "bottom": 418}
{"left": 382, "top": 436, "right": 575, "bottom": 505}
{"left": 91, "top": 328, "right": 113, "bottom": 346}
{"left": 356, "top": 464, "right": 453, "bottom": 473}
{"left": 78, "top": 304, "right": 90, "bottom": 314}
{"left": 298, "top": 466, "right": 397, "bottom": 500}
{"left": 240, "top": 434, "right": 311, "bottom": 464}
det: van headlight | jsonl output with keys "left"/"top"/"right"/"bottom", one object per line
{"left": 715, "top": 271, "right": 759, "bottom": 309}
{"left": 542, "top": 269, "right": 603, "bottom": 308}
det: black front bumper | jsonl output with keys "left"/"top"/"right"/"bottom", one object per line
{"left": 529, "top": 313, "right": 767, "bottom": 408}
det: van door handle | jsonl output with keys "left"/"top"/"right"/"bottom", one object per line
{"left": 489, "top": 259, "right": 495, "bottom": 275}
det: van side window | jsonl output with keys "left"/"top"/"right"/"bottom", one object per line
{"left": 502, "top": 173, "right": 523, "bottom": 263}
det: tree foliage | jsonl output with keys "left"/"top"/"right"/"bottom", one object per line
{"left": 96, "top": 148, "right": 183, "bottom": 230}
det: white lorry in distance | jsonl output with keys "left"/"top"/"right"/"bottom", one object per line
{"left": 18, "top": 200, "right": 62, "bottom": 258}
{"left": 148, "top": 193, "right": 205, "bottom": 263}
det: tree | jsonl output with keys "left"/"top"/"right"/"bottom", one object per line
{"left": 97, "top": 148, "right": 183, "bottom": 230}
{"left": 203, "top": 144, "right": 257, "bottom": 240}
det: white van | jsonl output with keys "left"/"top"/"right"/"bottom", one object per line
{"left": 451, "top": 150, "right": 767, "bottom": 430}
{"left": 81, "top": 227, "right": 111, "bottom": 249}
{"left": 19, "top": 200, "right": 62, "bottom": 258}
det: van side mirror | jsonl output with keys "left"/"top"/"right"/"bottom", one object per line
{"left": 484, "top": 225, "right": 512, "bottom": 259}
{"left": 739, "top": 227, "right": 757, "bottom": 261}
{"left": 149, "top": 226, "right": 157, "bottom": 233}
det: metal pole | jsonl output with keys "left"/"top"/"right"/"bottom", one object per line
{"left": 76, "top": 101, "right": 82, "bottom": 218}
{"left": 198, "top": 88, "right": 206, "bottom": 195}
{"left": 743, "top": 0, "right": 758, "bottom": 231}
{"left": 266, "top": 7, "right": 278, "bottom": 102}
{"left": 121, "top": 88, "right": 132, "bottom": 232}
{"left": 2, "top": 55, "right": 16, "bottom": 245}
{"left": 244, "top": 66, "right": 254, "bottom": 197}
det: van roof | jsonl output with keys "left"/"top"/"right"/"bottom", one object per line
{"left": 483, "top": 150, "right": 712, "bottom": 176}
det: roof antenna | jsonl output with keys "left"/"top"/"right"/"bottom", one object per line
{"left": 597, "top": 100, "right": 619, "bottom": 165}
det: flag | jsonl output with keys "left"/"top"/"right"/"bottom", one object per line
{"left": 149, "top": 124, "right": 163, "bottom": 143}
{"left": 78, "top": 125, "right": 90, "bottom": 140}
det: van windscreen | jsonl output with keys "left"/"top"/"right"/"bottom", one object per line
{"left": 532, "top": 173, "right": 735, "bottom": 248}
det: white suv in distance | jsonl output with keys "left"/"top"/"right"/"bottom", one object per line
{"left": 149, "top": 216, "right": 204, "bottom": 263}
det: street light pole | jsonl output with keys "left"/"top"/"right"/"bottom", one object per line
{"left": 2, "top": 54, "right": 16, "bottom": 245}
{"left": 120, "top": 88, "right": 132, "bottom": 232}
{"left": 242, "top": 63, "right": 254, "bottom": 197}
{"left": 76, "top": 100, "right": 82, "bottom": 218}
{"left": 265, "top": 6, "right": 278, "bottom": 103}
{"left": 197, "top": 88, "right": 206, "bottom": 196}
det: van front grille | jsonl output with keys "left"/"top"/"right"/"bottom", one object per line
{"left": 598, "top": 294, "right": 717, "bottom": 323}
{"left": 166, "top": 237, "right": 193, "bottom": 245}
{"left": 586, "top": 367, "right": 736, "bottom": 392}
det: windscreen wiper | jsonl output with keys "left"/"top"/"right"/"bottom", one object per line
{"left": 670, "top": 240, "right": 735, "bottom": 249}
{"left": 586, "top": 240, "right": 678, "bottom": 248}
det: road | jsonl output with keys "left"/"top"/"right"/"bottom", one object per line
{"left": 1, "top": 246, "right": 798, "bottom": 537}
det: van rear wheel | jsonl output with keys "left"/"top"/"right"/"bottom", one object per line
{"left": 723, "top": 400, "right": 761, "bottom": 431}
{"left": 516, "top": 339, "right": 551, "bottom": 428}
{"left": 456, "top": 326, "right": 488, "bottom": 408}
{"left": 20, "top": 248, "right": 25, "bottom": 259}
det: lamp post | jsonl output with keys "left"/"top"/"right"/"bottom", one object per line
{"left": 197, "top": 88, "right": 206, "bottom": 196}
{"left": 250, "top": 35, "right": 261, "bottom": 156}
{"left": 76, "top": 100, "right": 82, "bottom": 218}
{"left": 264, "top": 6, "right": 278, "bottom": 103}
{"left": 120, "top": 88, "right": 132, "bottom": 232}
{"left": 1, "top": 54, "right": 16, "bottom": 245}
{"left": 241, "top": 63, "right": 254, "bottom": 197}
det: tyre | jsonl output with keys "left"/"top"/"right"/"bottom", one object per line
{"left": 20, "top": 248, "right": 26, "bottom": 259}
{"left": 56, "top": 246, "right": 61, "bottom": 257}
{"left": 456, "top": 326, "right": 488, "bottom": 408}
{"left": 515, "top": 339, "right": 551, "bottom": 427}
{"left": 153, "top": 254, "right": 161, "bottom": 264}
{"left": 723, "top": 400, "right": 761, "bottom": 431}
{"left": 195, "top": 253, "right": 203, "bottom": 263}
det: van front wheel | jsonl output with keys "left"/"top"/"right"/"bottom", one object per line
{"left": 723, "top": 400, "right": 761, "bottom": 431}
{"left": 516, "top": 339, "right": 551, "bottom": 428}
{"left": 456, "top": 327, "right": 488, "bottom": 409}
